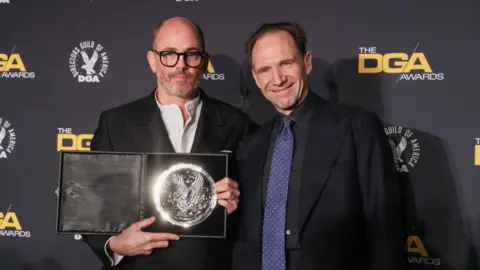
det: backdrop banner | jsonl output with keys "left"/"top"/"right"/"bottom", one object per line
{"left": 0, "top": 1, "right": 479, "bottom": 269}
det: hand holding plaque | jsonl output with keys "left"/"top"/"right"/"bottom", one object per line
{"left": 214, "top": 177, "right": 240, "bottom": 214}
{"left": 108, "top": 217, "right": 180, "bottom": 256}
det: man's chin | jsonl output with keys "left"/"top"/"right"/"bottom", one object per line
{"left": 172, "top": 87, "right": 199, "bottom": 99}
{"left": 275, "top": 100, "right": 301, "bottom": 113}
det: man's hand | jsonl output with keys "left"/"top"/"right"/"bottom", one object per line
{"left": 108, "top": 217, "right": 179, "bottom": 256}
{"left": 215, "top": 177, "right": 240, "bottom": 214}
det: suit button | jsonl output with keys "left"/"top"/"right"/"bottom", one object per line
{"left": 286, "top": 230, "right": 291, "bottom": 235}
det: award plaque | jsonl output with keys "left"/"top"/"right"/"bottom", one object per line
{"left": 141, "top": 152, "right": 226, "bottom": 237}
{"left": 153, "top": 164, "right": 216, "bottom": 227}
{"left": 56, "top": 151, "right": 228, "bottom": 238}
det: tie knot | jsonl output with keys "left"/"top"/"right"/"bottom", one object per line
{"left": 282, "top": 116, "right": 294, "bottom": 130}
{"left": 282, "top": 116, "right": 293, "bottom": 128}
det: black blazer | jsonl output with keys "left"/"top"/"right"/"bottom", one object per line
{"left": 82, "top": 89, "right": 255, "bottom": 270}
{"left": 232, "top": 93, "right": 406, "bottom": 270}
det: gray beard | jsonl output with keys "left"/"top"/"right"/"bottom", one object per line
{"left": 159, "top": 79, "right": 201, "bottom": 99}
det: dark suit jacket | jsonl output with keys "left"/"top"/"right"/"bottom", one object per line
{"left": 82, "top": 89, "right": 255, "bottom": 270}
{"left": 232, "top": 92, "right": 406, "bottom": 270}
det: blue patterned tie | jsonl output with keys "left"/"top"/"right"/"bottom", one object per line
{"left": 262, "top": 116, "right": 294, "bottom": 270}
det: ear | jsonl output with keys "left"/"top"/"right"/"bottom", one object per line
{"left": 251, "top": 68, "right": 262, "bottom": 89}
{"left": 147, "top": 51, "right": 157, "bottom": 73}
{"left": 304, "top": 51, "right": 312, "bottom": 75}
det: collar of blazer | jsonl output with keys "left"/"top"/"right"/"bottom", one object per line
{"left": 126, "top": 87, "right": 230, "bottom": 154}
{"left": 132, "top": 88, "right": 225, "bottom": 126}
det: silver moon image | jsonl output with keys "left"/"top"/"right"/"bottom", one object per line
{"left": 153, "top": 163, "right": 217, "bottom": 228}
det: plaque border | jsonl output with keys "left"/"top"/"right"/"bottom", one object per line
{"left": 55, "top": 151, "right": 228, "bottom": 239}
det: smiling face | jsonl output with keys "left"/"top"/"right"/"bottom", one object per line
{"left": 147, "top": 18, "right": 208, "bottom": 99}
{"left": 250, "top": 30, "right": 312, "bottom": 115}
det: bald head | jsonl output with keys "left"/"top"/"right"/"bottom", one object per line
{"left": 147, "top": 17, "right": 207, "bottom": 102}
{"left": 152, "top": 17, "right": 205, "bottom": 51}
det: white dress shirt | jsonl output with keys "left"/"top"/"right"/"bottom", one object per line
{"left": 104, "top": 91, "right": 203, "bottom": 266}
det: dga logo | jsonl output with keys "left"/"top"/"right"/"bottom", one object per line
{"left": 203, "top": 60, "right": 225, "bottom": 81}
{"left": 0, "top": 117, "right": 16, "bottom": 159}
{"left": 384, "top": 125, "right": 420, "bottom": 172}
{"left": 0, "top": 51, "right": 36, "bottom": 79}
{"left": 69, "top": 41, "right": 109, "bottom": 83}
{"left": 358, "top": 44, "right": 444, "bottom": 82}
{"left": 57, "top": 128, "right": 93, "bottom": 151}
{"left": 0, "top": 205, "right": 31, "bottom": 238}
{"left": 407, "top": 235, "right": 441, "bottom": 266}
{"left": 0, "top": 0, "right": 10, "bottom": 3}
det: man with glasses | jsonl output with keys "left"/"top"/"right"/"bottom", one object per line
{"left": 82, "top": 17, "right": 255, "bottom": 270}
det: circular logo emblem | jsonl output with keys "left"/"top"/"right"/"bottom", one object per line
{"left": 153, "top": 163, "right": 216, "bottom": 227}
{"left": 69, "top": 40, "right": 109, "bottom": 83}
{"left": 0, "top": 118, "right": 16, "bottom": 159}
{"left": 385, "top": 125, "right": 421, "bottom": 172}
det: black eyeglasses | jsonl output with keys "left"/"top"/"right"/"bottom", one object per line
{"left": 150, "top": 50, "right": 206, "bottom": 68}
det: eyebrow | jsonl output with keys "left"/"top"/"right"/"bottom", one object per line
{"left": 255, "top": 58, "right": 296, "bottom": 73}
{"left": 255, "top": 65, "right": 271, "bottom": 73}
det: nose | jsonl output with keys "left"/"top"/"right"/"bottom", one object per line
{"left": 176, "top": 55, "right": 187, "bottom": 69}
{"left": 271, "top": 68, "right": 286, "bottom": 86}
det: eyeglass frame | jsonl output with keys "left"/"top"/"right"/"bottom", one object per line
{"left": 150, "top": 49, "right": 208, "bottom": 68}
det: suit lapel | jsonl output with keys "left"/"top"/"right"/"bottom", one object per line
{"left": 242, "top": 121, "right": 273, "bottom": 250}
{"left": 191, "top": 94, "right": 231, "bottom": 153}
{"left": 125, "top": 90, "right": 175, "bottom": 153}
{"left": 297, "top": 98, "right": 349, "bottom": 232}
{"left": 126, "top": 89, "right": 232, "bottom": 154}
{"left": 148, "top": 109, "right": 175, "bottom": 153}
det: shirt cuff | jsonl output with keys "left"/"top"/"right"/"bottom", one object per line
{"left": 104, "top": 236, "right": 124, "bottom": 266}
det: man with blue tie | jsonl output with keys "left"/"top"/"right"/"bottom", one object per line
{"left": 231, "top": 22, "right": 406, "bottom": 270}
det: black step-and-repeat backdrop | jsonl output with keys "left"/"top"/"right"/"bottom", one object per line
{"left": 1, "top": 0, "right": 479, "bottom": 269}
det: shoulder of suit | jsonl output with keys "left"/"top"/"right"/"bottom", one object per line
{"left": 237, "top": 116, "right": 273, "bottom": 146}
{"left": 326, "top": 101, "right": 384, "bottom": 132}
{"left": 97, "top": 94, "right": 155, "bottom": 122}
{"left": 101, "top": 94, "right": 151, "bottom": 114}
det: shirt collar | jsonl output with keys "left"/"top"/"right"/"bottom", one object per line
{"left": 154, "top": 88, "right": 202, "bottom": 115}
{"left": 278, "top": 90, "right": 315, "bottom": 130}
